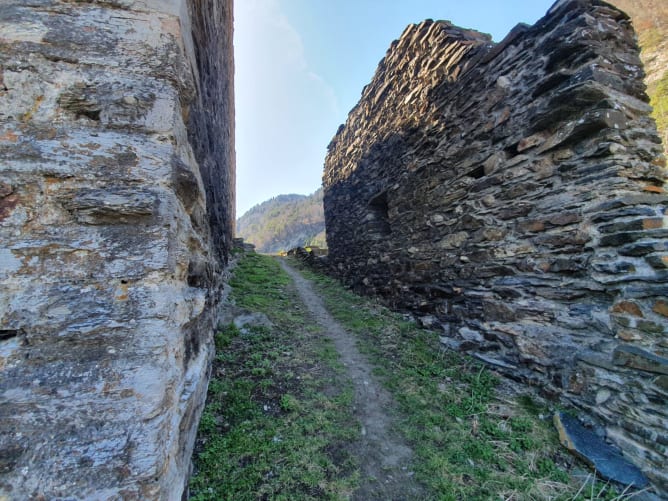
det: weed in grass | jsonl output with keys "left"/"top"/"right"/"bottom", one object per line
{"left": 214, "top": 324, "right": 239, "bottom": 350}
{"left": 280, "top": 394, "right": 300, "bottom": 413}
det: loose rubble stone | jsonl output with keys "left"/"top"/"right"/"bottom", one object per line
{"left": 554, "top": 412, "right": 649, "bottom": 489}
{"left": 323, "top": 0, "right": 667, "bottom": 493}
{"left": 233, "top": 312, "right": 274, "bottom": 333}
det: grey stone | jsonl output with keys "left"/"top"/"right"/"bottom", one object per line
{"left": 0, "top": 0, "right": 235, "bottom": 499}
{"left": 459, "top": 326, "right": 484, "bottom": 342}
{"left": 63, "top": 187, "right": 158, "bottom": 224}
{"left": 613, "top": 345, "right": 668, "bottom": 375}
{"left": 234, "top": 312, "right": 274, "bottom": 331}
{"left": 321, "top": 1, "right": 667, "bottom": 493}
{"left": 554, "top": 412, "right": 649, "bottom": 489}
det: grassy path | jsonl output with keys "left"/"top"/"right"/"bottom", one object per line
{"left": 189, "top": 252, "right": 620, "bottom": 500}
{"left": 279, "top": 259, "right": 424, "bottom": 500}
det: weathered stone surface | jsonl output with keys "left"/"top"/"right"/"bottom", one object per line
{"left": 323, "top": 0, "right": 667, "bottom": 493}
{"left": 613, "top": 345, "right": 668, "bottom": 374}
{"left": 554, "top": 412, "right": 649, "bottom": 489}
{"left": 0, "top": 0, "right": 234, "bottom": 499}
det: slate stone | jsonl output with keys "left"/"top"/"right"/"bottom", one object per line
{"left": 613, "top": 345, "right": 668, "bottom": 375}
{"left": 321, "top": 0, "right": 667, "bottom": 493}
{"left": 554, "top": 412, "right": 649, "bottom": 489}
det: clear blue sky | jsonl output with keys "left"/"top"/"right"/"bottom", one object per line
{"left": 234, "top": 0, "right": 556, "bottom": 217}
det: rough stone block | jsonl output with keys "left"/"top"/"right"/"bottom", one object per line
{"left": 613, "top": 345, "right": 668, "bottom": 375}
{"left": 0, "top": 0, "right": 235, "bottom": 498}
{"left": 554, "top": 412, "right": 649, "bottom": 489}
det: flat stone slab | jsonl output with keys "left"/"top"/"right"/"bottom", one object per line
{"left": 554, "top": 412, "right": 649, "bottom": 489}
{"left": 613, "top": 345, "right": 668, "bottom": 375}
{"left": 233, "top": 312, "right": 274, "bottom": 331}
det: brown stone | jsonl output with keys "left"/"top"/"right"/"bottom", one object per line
{"left": 481, "top": 227, "right": 506, "bottom": 240}
{"left": 644, "top": 185, "right": 664, "bottom": 194}
{"left": 522, "top": 220, "right": 545, "bottom": 232}
{"left": 0, "top": 182, "right": 13, "bottom": 198}
{"left": 532, "top": 158, "right": 555, "bottom": 180}
{"left": 617, "top": 330, "right": 642, "bottom": 341}
{"left": 653, "top": 299, "right": 668, "bottom": 318}
{"left": 643, "top": 218, "right": 665, "bottom": 230}
{"left": 651, "top": 155, "right": 666, "bottom": 168}
{"left": 549, "top": 212, "right": 581, "bottom": 226}
{"left": 611, "top": 301, "right": 644, "bottom": 317}
{"left": 517, "top": 133, "right": 546, "bottom": 152}
{"left": 0, "top": 130, "right": 19, "bottom": 142}
{"left": 0, "top": 194, "right": 19, "bottom": 222}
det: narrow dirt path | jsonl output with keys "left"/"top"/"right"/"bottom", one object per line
{"left": 279, "top": 259, "right": 425, "bottom": 501}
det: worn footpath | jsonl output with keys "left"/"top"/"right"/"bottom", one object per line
{"left": 190, "top": 252, "right": 645, "bottom": 500}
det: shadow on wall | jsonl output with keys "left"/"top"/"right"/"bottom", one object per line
{"left": 323, "top": 0, "right": 667, "bottom": 493}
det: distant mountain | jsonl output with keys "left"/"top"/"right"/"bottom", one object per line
{"left": 609, "top": 0, "right": 668, "bottom": 150}
{"left": 236, "top": 189, "right": 326, "bottom": 254}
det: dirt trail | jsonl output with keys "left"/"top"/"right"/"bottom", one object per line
{"left": 279, "top": 259, "right": 425, "bottom": 501}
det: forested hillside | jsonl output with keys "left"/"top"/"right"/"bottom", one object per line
{"left": 236, "top": 189, "right": 326, "bottom": 253}
{"left": 609, "top": 0, "right": 668, "bottom": 149}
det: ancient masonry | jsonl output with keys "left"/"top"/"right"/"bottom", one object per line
{"left": 0, "top": 1, "right": 234, "bottom": 499}
{"left": 324, "top": 0, "right": 667, "bottom": 492}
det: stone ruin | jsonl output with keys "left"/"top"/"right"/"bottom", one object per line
{"left": 324, "top": 0, "right": 667, "bottom": 492}
{"left": 1, "top": 0, "right": 667, "bottom": 497}
{"left": 0, "top": 0, "right": 234, "bottom": 498}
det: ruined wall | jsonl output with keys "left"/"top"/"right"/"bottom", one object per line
{"left": 0, "top": 0, "right": 234, "bottom": 499}
{"left": 324, "top": 0, "right": 667, "bottom": 490}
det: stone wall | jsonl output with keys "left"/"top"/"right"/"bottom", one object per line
{"left": 0, "top": 0, "right": 234, "bottom": 499}
{"left": 324, "top": 0, "right": 667, "bottom": 491}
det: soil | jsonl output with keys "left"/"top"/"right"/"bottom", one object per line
{"left": 279, "top": 259, "right": 426, "bottom": 501}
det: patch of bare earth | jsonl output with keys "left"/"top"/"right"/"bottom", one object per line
{"left": 279, "top": 259, "right": 426, "bottom": 501}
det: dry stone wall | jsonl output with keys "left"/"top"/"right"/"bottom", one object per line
{"left": 324, "top": 0, "right": 667, "bottom": 491}
{"left": 0, "top": 0, "right": 234, "bottom": 499}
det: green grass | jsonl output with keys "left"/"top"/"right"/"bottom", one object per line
{"left": 191, "top": 252, "right": 638, "bottom": 500}
{"left": 291, "top": 259, "right": 630, "bottom": 501}
{"left": 648, "top": 69, "right": 668, "bottom": 144}
{"left": 189, "top": 253, "right": 359, "bottom": 500}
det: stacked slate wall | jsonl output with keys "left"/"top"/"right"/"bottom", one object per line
{"left": 324, "top": 0, "right": 667, "bottom": 490}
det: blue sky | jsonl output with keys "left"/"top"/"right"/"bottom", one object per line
{"left": 234, "top": 0, "right": 556, "bottom": 216}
